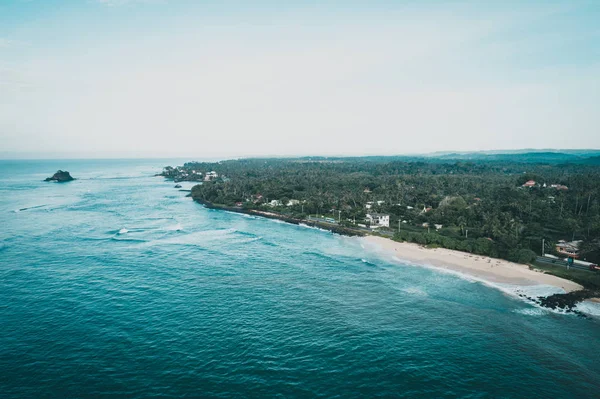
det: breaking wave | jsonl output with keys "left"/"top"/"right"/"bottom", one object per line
{"left": 401, "top": 287, "right": 428, "bottom": 297}
{"left": 165, "top": 223, "right": 183, "bottom": 231}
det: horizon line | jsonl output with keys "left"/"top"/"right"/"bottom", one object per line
{"left": 2, "top": 148, "right": 600, "bottom": 161}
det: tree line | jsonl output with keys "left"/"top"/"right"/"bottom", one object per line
{"left": 169, "top": 157, "right": 600, "bottom": 263}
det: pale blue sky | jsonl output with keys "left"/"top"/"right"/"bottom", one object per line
{"left": 1, "top": 0, "right": 599, "bottom": 158}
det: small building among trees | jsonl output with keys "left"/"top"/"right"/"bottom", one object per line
{"left": 366, "top": 213, "right": 390, "bottom": 227}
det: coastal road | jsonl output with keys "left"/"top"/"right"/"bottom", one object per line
{"left": 535, "top": 256, "right": 594, "bottom": 272}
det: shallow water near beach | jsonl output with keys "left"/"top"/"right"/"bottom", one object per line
{"left": 1, "top": 159, "right": 600, "bottom": 398}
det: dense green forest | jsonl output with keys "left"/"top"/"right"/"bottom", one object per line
{"left": 164, "top": 153, "right": 600, "bottom": 264}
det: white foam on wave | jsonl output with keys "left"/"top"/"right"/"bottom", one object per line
{"left": 268, "top": 219, "right": 286, "bottom": 224}
{"left": 576, "top": 301, "right": 600, "bottom": 318}
{"left": 298, "top": 223, "right": 330, "bottom": 233}
{"left": 414, "top": 266, "right": 578, "bottom": 316}
{"left": 165, "top": 223, "right": 183, "bottom": 231}
{"left": 416, "top": 262, "right": 566, "bottom": 299}
{"left": 118, "top": 228, "right": 128, "bottom": 235}
{"left": 401, "top": 287, "right": 428, "bottom": 297}
{"left": 143, "top": 228, "right": 237, "bottom": 247}
{"left": 361, "top": 240, "right": 578, "bottom": 316}
{"left": 418, "top": 264, "right": 578, "bottom": 316}
{"left": 13, "top": 204, "right": 47, "bottom": 213}
{"left": 366, "top": 240, "right": 563, "bottom": 300}
{"left": 359, "top": 258, "right": 379, "bottom": 267}
{"left": 506, "top": 284, "right": 566, "bottom": 298}
{"left": 231, "top": 236, "right": 262, "bottom": 244}
{"left": 513, "top": 308, "right": 551, "bottom": 317}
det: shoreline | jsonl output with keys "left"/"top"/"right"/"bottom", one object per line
{"left": 362, "top": 235, "right": 583, "bottom": 293}
{"left": 186, "top": 190, "right": 600, "bottom": 312}
{"left": 190, "top": 195, "right": 583, "bottom": 293}
{"left": 192, "top": 197, "right": 366, "bottom": 237}
{"left": 185, "top": 190, "right": 600, "bottom": 315}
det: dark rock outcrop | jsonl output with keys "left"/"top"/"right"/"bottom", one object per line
{"left": 537, "top": 289, "right": 597, "bottom": 314}
{"left": 174, "top": 184, "right": 182, "bottom": 188}
{"left": 44, "top": 170, "right": 75, "bottom": 182}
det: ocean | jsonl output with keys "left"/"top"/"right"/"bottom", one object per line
{"left": 1, "top": 159, "right": 599, "bottom": 398}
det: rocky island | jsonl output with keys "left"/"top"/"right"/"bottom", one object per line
{"left": 44, "top": 170, "right": 75, "bottom": 182}
{"left": 158, "top": 165, "right": 205, "bottom": 182}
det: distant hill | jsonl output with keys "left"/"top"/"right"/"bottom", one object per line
{"left": 432, "top": 152, "right": 579, "bottom": 163}
{"left": 426, "top": 149, "right": 600, "bottom": 157}
{"left": 425, "top": 150, "right": 600, "bottom": 164}
{"left": 253, "top": 150, "right": 600, "bottom": 165}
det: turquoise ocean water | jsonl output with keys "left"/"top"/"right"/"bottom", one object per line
{"left": 1, "top": 159, "right": 599, "bottom": 398}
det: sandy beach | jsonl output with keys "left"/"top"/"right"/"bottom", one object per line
{"left": 363, "top": 236, "right": 583, "bottom": 293}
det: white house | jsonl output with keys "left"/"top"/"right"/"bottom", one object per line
{"left": 366, "top": 213, "right": 390, "bottom": 227}
{"left": 365, "top": 202, "right": 373, "bottom": 210}
{"left": 204, "top": 171, "right": 218, "bottom": 181}
{"left": 286, "top": 199, "right": 300, "bottom": 206}
{"left": 269, "top": 200, "right": 283, "bottom": 207}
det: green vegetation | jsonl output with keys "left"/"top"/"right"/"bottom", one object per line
{"left": 163, "top": 152, "right": 600, "bottom": 264}
{"left": 532, "top": 262, "right": 600, "bottom": 290}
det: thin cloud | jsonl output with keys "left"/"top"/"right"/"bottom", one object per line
{"left": 0, "top": 38, "right": 29, "bottom": 48}
{"left": 0, "top": 38, "right": 14, "bottom": 48}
